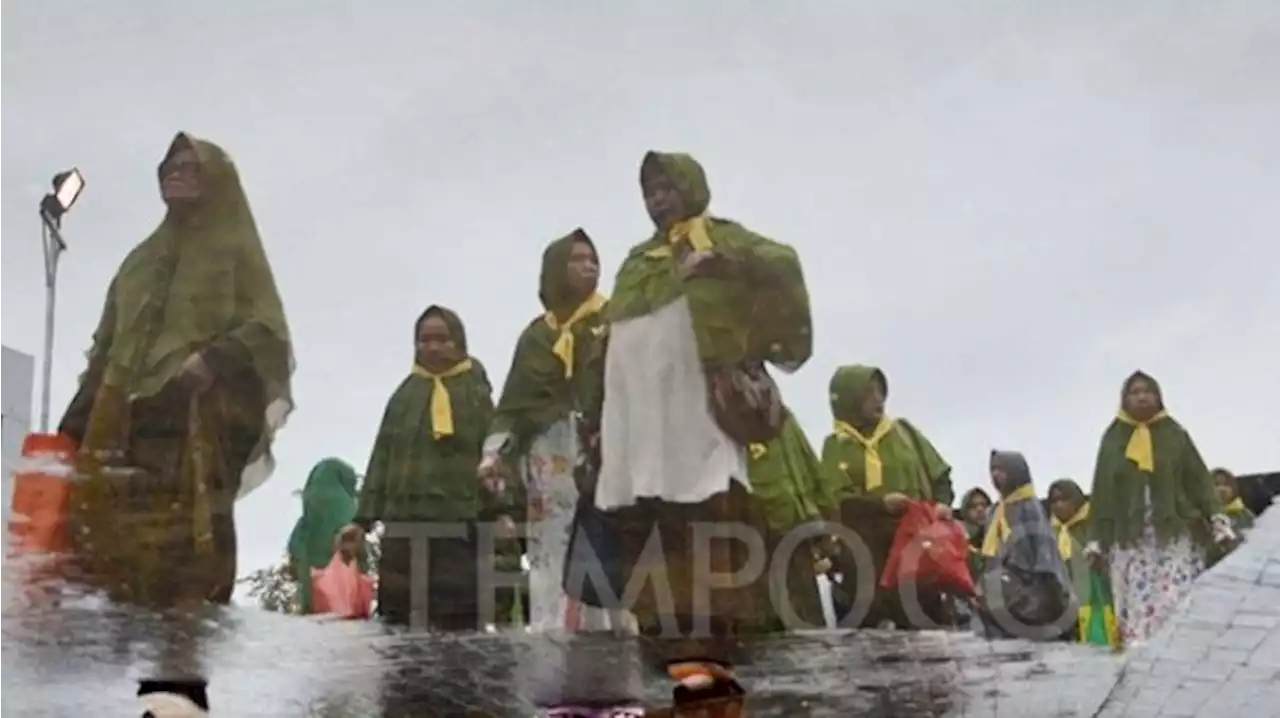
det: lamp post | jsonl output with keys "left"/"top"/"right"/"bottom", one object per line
{"left": 37, "top": 168, "right": 85, "bottom": 434}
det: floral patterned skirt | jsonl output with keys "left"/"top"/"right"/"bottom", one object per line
{"left": 525, "top": 418, "right": 634, "bottom": 633}
{"left": 1108, "top": 521, "right": 1205, "bottom": 647}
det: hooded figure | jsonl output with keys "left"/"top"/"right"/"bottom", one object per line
{"left": 1046, "top": 479, "right": 1091, "bottom": 587}
{"left": 61, "top": 132, "right": 294, "bottom": 609}
{"left": 482, "top": 228, "right": 636, "bottom": 641}
{"left": 288, "top": 458, "right": 363, "bottom": 614}
{"left": 593, "top": 150, "right": 811, "bottom": 706}
{"left": 818, "top": 364, "right": 954, "bottom": 629}
{"left": 1207, "top": 467, "right": 1254, "bottom": 566}
{"left": 978, "top": 451, "right": 1074, "bottom": 641}
{"left": 959, "top": 487, "right": 993, "bottom": 579}
{"left": 356, "top": 305, "right": 505, "bottom": 630}
{"left": 1086, "top": 370, "right": 1231, "bottom": 647}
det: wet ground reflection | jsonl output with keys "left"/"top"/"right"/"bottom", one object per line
{"left": 3, "top": 553, "right": 1122, "bottom": 716}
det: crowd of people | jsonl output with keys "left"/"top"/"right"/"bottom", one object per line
{"left": 53, "top": 132, "right": 1256, "bottom": 717}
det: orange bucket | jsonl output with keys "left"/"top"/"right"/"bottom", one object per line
{"left": 8, "top": 432, "right": 77, "bottom": 554}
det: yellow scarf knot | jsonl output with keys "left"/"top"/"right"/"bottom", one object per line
{"left": 412, "top": 359, "right": 473, "bottom": 438}
{"left": 834, "top": 418, "right": 896, "bottom": 491}
{"left": 1051, "top": 502, "right": 1090, "bottom": 560}
{"left": 982, "top": 483, "right": 1038, "bottom": 557}
{"left": 644, "top": 214, "right": 714, "bottom": 259}
{"left": 544, "top": 292, "right": 607, "bottom": 378}
{"left": 1115, "top": 409, "right": 1167, "bottom": 472}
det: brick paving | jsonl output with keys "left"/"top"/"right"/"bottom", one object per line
{"left": 1095, "top": 499, "right": 1280, "bottom": 718}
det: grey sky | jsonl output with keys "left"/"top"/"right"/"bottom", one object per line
{"left": 4, "top": 2, "right": 1278, "bottom": 580}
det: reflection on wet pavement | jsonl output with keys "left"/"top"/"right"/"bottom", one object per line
{"left": 3, "top": 551, "right": 1125, "bottom": 717}
{"left": 9, "top": 514, "right": 1279, "bottom": 716}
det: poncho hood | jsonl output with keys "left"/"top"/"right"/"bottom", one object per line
{"left": 828, "top": 364, "right": 887, "bottom": 424}
{"left": 416, "top": 304, "right": 469, "bottom": 356}
{"left": 641, "top": 150, "right": 711, "bottom": 222}
{"left": 538, "top": 228, "right": 597, "bottom": 317}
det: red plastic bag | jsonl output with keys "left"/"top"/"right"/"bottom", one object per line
{"left": 310, "top": 552, "right": 374, "bottom": 619}
{"left": 880, "top": 500, "right": 977, "bottom": 598}
{"left": 8, "top": 433, "right": 78, "bottom": 554}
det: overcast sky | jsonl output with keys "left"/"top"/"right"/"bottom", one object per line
{"left": 4, "top": 2, "right": 1278, "bottom": 580}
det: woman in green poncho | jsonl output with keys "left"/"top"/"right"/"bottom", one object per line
{"left": 748, "top": 413, "right": 832, "bottom": 631}
{"left": 1084, "top": 370, "right": 1235, "bottom": 647}
{"left": 1046, "top": 479, "right": 1092, "bottom": 592}
{"left": 959, "top": 488, "right": 992, "bottom": 577}
{"left": 356, "top": 305, "right": 508, "bottom": 631}
{"left": 1207, "top": 467, "right": 1255, "bottom": 566}
{"left": 287, "top": 458, "right": 363, "bottom": 614}
{"left": 818, "top": 364, "right": 955, "bottom": 629}
{"left": 60, "top": 132, "right": 294, "bottom": 609}
{"left": 593, "top": 150, "right": 813, "bottom": 705}
{"left": 478, "top": 227, "right": 634, "bottom": 634}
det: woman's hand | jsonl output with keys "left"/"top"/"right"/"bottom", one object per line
{"left": 682, "top": 250, "right": 738, "bottom": 280}
{"left": 883, "top": 492, "right": 911, "bottom": 516}
{"left": 495, "top": 514, "right": 517, "bottom": 539}
{"left": 1084, "top": 541, "right": 1107, "bottom": 571}
{"left": 934, "top": 503, "right": 954, "bottom": 521}
{"left": 180, "top": 353, "right": 215, "bottom": 394}
{"left": 1210, "top": 514, "right": 1239, "bottom": 547}
{"left": 477, "top": 455, "right": 504, "bottom": 494}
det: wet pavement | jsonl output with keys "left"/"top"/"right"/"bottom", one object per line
{"left": 3, "top": 571, "right": 1129, "bottom": 717}
{"left": 5, "top": 505, "right": 1279, "bottom": 716}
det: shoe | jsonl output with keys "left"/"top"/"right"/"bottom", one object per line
{"left": 138, "top": 692, "right": 208, "bottom": 718}
{"left": 668, "top": 662, "right": 745, "bottom": 710}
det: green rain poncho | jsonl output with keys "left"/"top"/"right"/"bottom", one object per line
{"left": 1208, "top": 468, "right": 1255, "bottom": 566}
{"left": 490, "top": 229, "right": 608, "bottom": 451}
{"left": 748, "top": 413, "right": 832, "bottom": 530}
{"left": 1047, "top": 478, "right": 1091, "bottom": 589}
{"left": 819, "top": 364, "right": 953, "bottom": 504}
{"left": 288, "top": 458, "right": 362, "bottom": 613}
{"left": 605, "top": 151, "right": 812, "bottom": 372}
{"left": 63, "top": 131, "right": 294, "bottom": 499}
{"left": 356, "top": 307, "right": 500, "bottom": 524}
{"left": 1088, "top": 371, "right": 1221, "bottom": 550}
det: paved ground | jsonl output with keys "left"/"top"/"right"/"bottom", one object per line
{"left": 1094, "top": 502, "right": 1280, "bottom": 718}
{"left": 4, "top": 504, "right": 1278, "bottom": 716}
{"left": 1, "top": 599, "right": 1126, "bottom": 716}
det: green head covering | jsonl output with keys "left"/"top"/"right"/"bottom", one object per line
{"left": 640, "top": 151, "right": 712, "bottom": 223}
{"left": 828, "top": 364, "right": 887, "bottom": 425}
{"left": 287, "top": 457, "right": 359, "bottom": 612}
{"left": 415, "top": 304, "right": 469, "bottom": 355}
{"left": 98, "top": 131, "right": 293, "bottom": 497}
{"left": 538, "top": 228, "right": 597, "bottom": 318}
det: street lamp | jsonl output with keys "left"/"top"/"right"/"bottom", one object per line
{"left": 37, "top": 168, "right": 86, "bottom": 433}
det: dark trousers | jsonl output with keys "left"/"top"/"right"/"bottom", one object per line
{"left": 377, "top": 529, "right": 480, "bottom": 631}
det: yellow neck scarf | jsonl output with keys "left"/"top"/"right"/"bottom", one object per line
{"left": 834, "top": 418, "right": 897, "bottom": 491}
{"left": 1225, "top": 497, "right": 1245, "bottom": 514}
{"left": 411, "top": 359, "right": 473, "bottom": 438}
{"left": 982, "top": 483, "right": 1038, "bottom": 557}
{"left": 669, "top": 214, "right": 713, "bottom": 251}
{"left": 644, "top": 214, "right": 714, "bottom": 259}
{"left": 544, "top": 293, "right": 607, "bottom": 378}
{"left": 1115, "top": 409, "right": 1167, "bottom": 472}
{"left": 1051, "top": 502, "right": 1090, "bottom": 560}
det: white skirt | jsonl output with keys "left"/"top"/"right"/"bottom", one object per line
{"left": 595, "top": 297, "right": 749, "bottom": 511}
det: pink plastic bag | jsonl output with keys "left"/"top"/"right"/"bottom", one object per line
{"left": 310, "top": 552, "right": 374, "bottom": 619}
